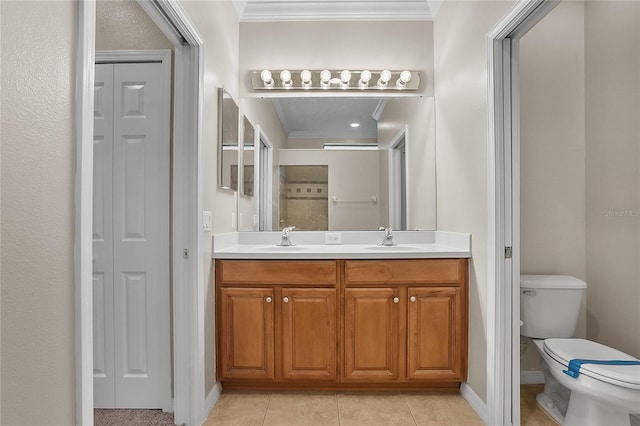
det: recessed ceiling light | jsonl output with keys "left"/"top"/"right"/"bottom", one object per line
{"left": 350, "top": 122, "right": 360, "bottom": 128}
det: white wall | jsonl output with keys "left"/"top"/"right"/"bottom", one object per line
{"left": 96, "top": 0, "right": 173, "bottom": 50}
{"left": 519, "top": 0, "right": 587, "bottom": 370}
{"left": 433, "top": 0, "right": 516, "bottom": 403}
{"left": 239, "top": 20, "right": 434, "bottom": 97}
{"left": 378, "top": 97, "right": 436, "bottom": 230}
{"left": 279, "top": 149, "right": 381, "bottom": 230}
{"left": 181, "top": 0, "right": 240, "bottom": 397}
{"left": 585, "top": 1, "right": 640, "bottom": 358}
{"left": 1, "top": 1, "right": 77, "bottom": 423}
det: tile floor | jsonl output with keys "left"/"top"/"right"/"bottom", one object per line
{"left": 203, "top": 386, "right": 558, "bottom": 426}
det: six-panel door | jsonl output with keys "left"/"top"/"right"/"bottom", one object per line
{"left": 219, "top": 288, "right": 275, "bottom": 380}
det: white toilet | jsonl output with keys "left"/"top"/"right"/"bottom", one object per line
{"left": 520, "top": 275, "right": 640, "bottom": 426}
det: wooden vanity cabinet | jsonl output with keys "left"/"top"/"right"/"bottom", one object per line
{"left": 216, "top": 260, "right": 338, "bottom": 383}
{"left": 343, "top": 259, "right": 468, "bottom": 383}
{"left": 216, "top": 258, "right": 468, "bottom": 389}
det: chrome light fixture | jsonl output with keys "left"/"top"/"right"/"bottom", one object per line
{"left": 358, "top": 70, "right": 372, "bottom": 88}
{"left": 280, "top": 69, "right": 292, "bottom": 88}
{"left": 251, "top": 69, "right": 420, "bottom": 91}
{"left": 260, "top": 69, "right": 274, "bottom": 88}
{"left": 396, "top": 70, "right": 412, "bottom": 88}
{"left": 300, "top": 69, "right": 312, "bottom": 88}
{"left": 377, "top": 69, "right": 392, "bottom": 88}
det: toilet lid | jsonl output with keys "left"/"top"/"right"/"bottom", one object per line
{"left": 544, "top": 339, "right": 640, "bottom": 389}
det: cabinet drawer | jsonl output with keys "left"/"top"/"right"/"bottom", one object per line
{"left": 344, "top": 259, "right": 465, "bottom": 285}
{"left": 219, "top": 260, "right": 337, "bottom": 285}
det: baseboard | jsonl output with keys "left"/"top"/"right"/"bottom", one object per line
{"left": 520, "top": 370, "right": 545, "bottom": 384}
{"left": 460, "top": 382, "right": 487, "bottom": 424}
{"left": 201, "top": 382, "right": 222, "bottom": 424}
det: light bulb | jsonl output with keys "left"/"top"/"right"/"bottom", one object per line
{"left": 340, "top": 70, "right": 352, "bottom": 88}
{"left": 280, "top": 70, "right": 292, "bottom": 88}
{"left": 350, "top": 122, "right": 360, "bottom": 128}
{"left": 320, "top": 69, "right": 331, "bottom": 88}
{"left": 358, "top": 70, "right": 372, "bottom": 88}
{"left": 377, "top": 69, "right": 392, "bottom": 87}
{"left": 396, "top": 70, "right": 412, "bottom": 87}
{"left": 300, "top": 69, "right": 312, "bottom": 87}
{"left": 260, "top": 69, "right": 273, "bottom": 87}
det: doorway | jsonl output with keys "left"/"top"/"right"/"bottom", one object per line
{"left": 258, "top": 131, "right": 273, "bottom": 231}
{"left": 93, "top": 53, "right": 171, "bottom": 409}
{"left": 389, "top": 127, "right": 408, "bottom": 230}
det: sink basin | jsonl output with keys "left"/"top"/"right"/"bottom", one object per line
{"left": 365, "top": 245, "right": 421, "bottom": 251}
{"left": 257, "top": 245, "right": 308, "bottom": 251}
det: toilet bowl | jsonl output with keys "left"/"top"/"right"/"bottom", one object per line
{"left": 532, "top": 338, "right": 640, "bottom": 426}
{"left": 520, "top": 275, "right": 640, "bottom": 425}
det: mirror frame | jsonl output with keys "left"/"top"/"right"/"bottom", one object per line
{"left": 217, "top": 87, "right": 239, "bottom": 191}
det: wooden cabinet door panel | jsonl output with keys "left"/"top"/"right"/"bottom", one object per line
{"left": 407, "top": 287, "right": 465, "bottom": 380}
{"left": 282, "top": 288, "right": 336, "bottom": 380}
{"left": 344, "top": 288, "right": 399, "bottom": 381}
{"left": 220, "top": 288, "right": 275, "bottom": 380}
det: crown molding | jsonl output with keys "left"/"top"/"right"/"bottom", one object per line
{"left": 240, "top": 1, "right": 433, "bottom": 22}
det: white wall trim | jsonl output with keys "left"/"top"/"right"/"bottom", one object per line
{"left": 520, "top": 370, "right": 545, "bottom": 385}
{"left": 388, "top": 125, "right": 408, "bottom": 230}
{"left": 75, "top": 1, "right": 96, "bottom": 424}
{"left": 95, "top": 49, "right": 170, "bottom": 63}
{"left": 201, "top": 383, "right": 223, "bottom": 424}
{"left": 460, "top": 382, "right": 488, "bottom": 424}
{"left": 255, "top": 125, "right": 274, "bottom": 231}
{"left": 486, "top": 1, "right": 560, "bottom": 426}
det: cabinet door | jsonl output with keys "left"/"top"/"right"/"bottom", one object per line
{"left": 282, "top": 288, "right": 336, "bottom": 380}
{"left": 344, "top": 288, "right": 399, "bottom": 381}
{"left": 407, "top": 287, "right": 465, "bottom": 380}
{"left": 220, "top": 288, "right": 275, "bottom": 380}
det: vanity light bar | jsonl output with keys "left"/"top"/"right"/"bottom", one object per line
{"left": 251, "top": 69, "right": 421, "bottom": 91}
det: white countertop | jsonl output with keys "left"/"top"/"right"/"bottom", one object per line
{"left": 212, "top": 231, "right": 471, "bottom": 259}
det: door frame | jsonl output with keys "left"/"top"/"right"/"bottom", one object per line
{"left": 75, "top": 1, "right": 205, "bottom": 425}
{"left": 255, "top": 125, "right": 274, "bottom": 231}
{"left": 94, "top": 48, "right": 172, "bottom": 411}
{"left": 388, "top": 125, "right": 409, "bottom": 230}
{"left": 486, "top": 1, "right": 559, "bottom": 425}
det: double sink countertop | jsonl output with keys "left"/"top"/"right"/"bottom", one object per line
{"left": 212, "top": 230, "right": 471, "bottom": 259}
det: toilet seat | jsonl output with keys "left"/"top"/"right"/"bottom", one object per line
{"left": 544, "top": 338, "right": 640, "bottom": 390}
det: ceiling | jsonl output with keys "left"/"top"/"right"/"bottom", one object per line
{"left": 273, "top": 97, "right": 386, "bottom": 139}
{"left": 233, "top": 0, "right": 441, "bottom": 22}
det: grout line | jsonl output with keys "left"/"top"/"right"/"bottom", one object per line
{"left": 261, "top": 393, "right": 272, "bottom": 426}
{"left": 336, "top": 392, "right": 341, "bottom": 426}
{"left": 403, "top": 395, "right": 418, "bottom": 426}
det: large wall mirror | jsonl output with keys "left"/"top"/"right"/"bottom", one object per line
{"left": 217, "top": 88, "right": 239, "bottom": 191}
{"left": 238, "top": 95, "right": 436, "bottom": 231}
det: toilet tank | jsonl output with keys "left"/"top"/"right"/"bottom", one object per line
{"left": 520, "top": 275, "right": 586, "bottom": 339}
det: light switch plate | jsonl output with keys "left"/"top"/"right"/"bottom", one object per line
{"left": 203, "top": 211, "right": 212, "bottom": 231}
{"left": 325, "top": 232, "right": 342, "bottom": 245}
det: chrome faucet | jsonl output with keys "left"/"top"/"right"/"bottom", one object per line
{"left": 378, "top": 227, "right": 396, "bottom": 246}
{"left": 279, "top": 226, "right": 296, "bottom": 246}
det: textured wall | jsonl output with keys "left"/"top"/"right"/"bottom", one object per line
{"left": 519, "top": 0, "right": 587, "bottom": 370}
{"left": 433, "top": 0, "right": 515, "bottom": 403}
{"left": 585, "top": 1, "right": 640, "bottom": 358}
{"left": 96, "top": 0, "right": 172, "bottom": 50}
{"left": 1, "top": 1, "right": 77, "bottom": 423}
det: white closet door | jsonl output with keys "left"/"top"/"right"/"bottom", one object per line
{"left": 93, "top": 63, "right": 116, "bottom": 408}
{"left": 93, "top": 61, "right": 170, "bottom": 409}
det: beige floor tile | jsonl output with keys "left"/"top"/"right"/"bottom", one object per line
{"left": 521, "top": 385, "right": 558, "bottom": 426}
{"left": 262, "top": 393, "right": 339, "bottom": 426}
{"left": 338, "top": 393, "right": 416, "bottom": 426}
{"left": 203, "top": 391, "right": 270, "bottom": 426}
{"left": 403, "top": 393, "right": 483, "bottom": 426}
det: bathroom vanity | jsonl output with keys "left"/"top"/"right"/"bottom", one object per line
{"left": 213, "top": 231, "right": 471, "bottom": 392}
